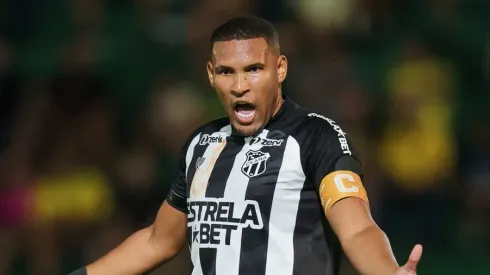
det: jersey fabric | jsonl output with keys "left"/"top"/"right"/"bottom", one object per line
{"left": 166, "top": 95, "right": 368, "bottom": 275}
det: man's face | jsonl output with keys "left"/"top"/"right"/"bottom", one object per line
{"left": 207, "top": 38, "right": 287, "bottom": 136}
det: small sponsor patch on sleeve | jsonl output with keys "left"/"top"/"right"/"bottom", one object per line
{"left": 307, "top": 113, "right": 352, "bottom": 155}
{"left": 319, "top": 170, "right": 368, "bottom": 215}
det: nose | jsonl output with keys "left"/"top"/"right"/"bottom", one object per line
{"left": 231, "top": 73, "right": 250, "bottom": 97}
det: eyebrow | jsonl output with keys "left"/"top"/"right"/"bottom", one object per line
{"left": 214, "top": 62, "right": 265, "bottom": 72}
{"left": 214, "top": 65, "right": 233, "bottom": 73}
{"left": 244, "top": 63, "right": 265, "bottom": 70}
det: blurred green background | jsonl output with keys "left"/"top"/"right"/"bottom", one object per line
{"left": 0, "top": 0, "right": 489, "bottom": 274}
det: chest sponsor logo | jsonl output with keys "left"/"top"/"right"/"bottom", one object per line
{"left": 187, "top": 198, "right": 263, "bottom": 248}
{"left": 241, "top": 150, "right": 270, "bottom": 178}
{"left": 199, "top": 134, "right": 224, "bottom": 145}
{"left": 249, "top": 136, "right": 284, "bottom": 147}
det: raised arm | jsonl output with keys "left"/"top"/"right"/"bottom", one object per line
{"left": 69, "top": 135, "right": 193, "bottom": 275}
{"left": 318, "top": 158, "right": 398, "bottom": 274}
{"left": 83, "top": 201, "right": 186, "bottom": 275}
{"left": 304, "top": 115, "right": 421, "bottom": 275}
{"left": 325, "top": 173, "right": 422, "bottom": 275}
{"left": 326, "top": 184, "right": 398, "bottom": 274}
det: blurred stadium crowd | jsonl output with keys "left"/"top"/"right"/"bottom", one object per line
{"left": 0, "top": 0, "right": 489, "bottom": 274}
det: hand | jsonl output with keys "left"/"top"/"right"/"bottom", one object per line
{"left": 394, "top": 244, "right": 423, "bottom": 275}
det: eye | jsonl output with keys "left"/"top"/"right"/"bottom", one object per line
{"left": 248, "top": 66, "right": 262, "bottom": 73}
{"left": 217, "top": 68, "right": 233, "bottom": 75}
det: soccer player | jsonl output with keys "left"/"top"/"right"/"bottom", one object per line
{"left": 70, "top": 16, "right": 423, "bottom": 275}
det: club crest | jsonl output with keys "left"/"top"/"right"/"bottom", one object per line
{"left": 241, "top": 150, "right": 270, "bottom": 178}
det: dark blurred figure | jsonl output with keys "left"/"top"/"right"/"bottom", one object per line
{"left": 0, "top": 38, "right": 20, "bottom": 155}
{"left": 0, "top": 36, "right": 24, "bottom": 275}
{"left": 377, "top": 39, "right": 457, "bottom": 248}
{"left": 108, "top": 75, "right": 206, "bottom": 274}
{"left": 31, "top": 72, "right": 115, "bottom": 275}
{"left": 459, "top": 119, "right": 490, "bottom": 253}
{"left": 0, "top": 71, "right": 115, "bottom": 275}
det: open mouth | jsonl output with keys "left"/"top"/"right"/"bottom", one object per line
{"left": 233, "top": 102, "right": 256, "bottom": 124}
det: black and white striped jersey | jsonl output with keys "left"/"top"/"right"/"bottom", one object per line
{"left": 166, "top": 94, "right": 367, "bottom": 275}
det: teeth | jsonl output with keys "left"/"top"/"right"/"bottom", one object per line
{"left": 236, "top": 111, "right": 255, "bottom": 118}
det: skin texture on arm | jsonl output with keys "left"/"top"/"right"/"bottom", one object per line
{"left": 86, "top": 202, "right": 187, "bottom": 275}
{"left": 328, "top": 197, "right": 399, "bottom": 275}
{"left": 319, "top": 169, "right": 422, "bottom": 275}
{"left": 306, "top": 113, "right": 423, "bottom": 274}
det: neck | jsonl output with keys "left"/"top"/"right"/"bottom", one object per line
{"left": 272, "top": 91, "right": 284, "bottom": 117}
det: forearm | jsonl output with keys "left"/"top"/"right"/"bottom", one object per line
{"left": 86, "top": 226, "right": 175, "bottom": 275}
{"left": 341, "top": 225, "right": 399, "bottom": 275}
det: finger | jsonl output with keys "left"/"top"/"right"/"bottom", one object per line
{"left": 404, "top": 244, "right": 423, "bottom": 271}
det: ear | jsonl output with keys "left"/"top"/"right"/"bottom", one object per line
{"left": 277, "top": 55, "right": 288, "bottom": 84}
{"left": 207, "top": 60, "right": 214, "bottom": 88}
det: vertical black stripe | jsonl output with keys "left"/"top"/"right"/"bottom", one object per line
{"left": 186, "top": 134, "right": 207, "bottom": 198}
{"left": 238, "top": 131, "right": 288, "bottom": 275}
{"left": 292, "top": 184, "right": 338, "bottom": 275}
{"left": 204, "top": 137, "right": 245, "bottom": 198}
{"left": 188, "top": 229, "right": 194, "bottom": 273}
{"left": 199, "top": 137, "right": 245, "bottom": 275}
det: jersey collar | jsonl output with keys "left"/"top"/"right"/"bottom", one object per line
{"left": 267, "top": 93, "right": 300, "bottom": 126}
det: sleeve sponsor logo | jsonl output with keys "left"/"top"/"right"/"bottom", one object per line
{"left": 307, "top": 113, "right": 352, "bottom": 155}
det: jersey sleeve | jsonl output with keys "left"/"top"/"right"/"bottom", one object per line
{"left": 165, "top": 137, "right": 194, "bottom": 213}
{"left": 304, "top": 115, "right": 369, "bottom": 216}
{"left": 165, "top": 152, "right": 187, "bottom": 213}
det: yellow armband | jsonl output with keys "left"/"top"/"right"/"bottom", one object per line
{"left": 319, "top": 170, "right": 368, "bottom": 216}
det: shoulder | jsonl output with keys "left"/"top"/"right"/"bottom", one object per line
{"left": 182, "top": 117, "right": 230, "bottom": 147}
{"left": 292, "top": 110, "right": 353, "bottom": 156}
{"left": 294, "top": 109, "right": 349, "bottom": 140}
{"left": 304, "top": 112, "right": 343, "bottom": 130}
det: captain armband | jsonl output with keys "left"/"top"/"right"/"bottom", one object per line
{"left": 319, "top": 170, "right": 369, "bottom": 216}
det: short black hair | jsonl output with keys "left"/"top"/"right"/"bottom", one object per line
{"left": 210, "top": 16, "right": 280, "bottom": 54}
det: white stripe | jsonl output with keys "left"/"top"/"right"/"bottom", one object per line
{"left": 215, "top": 130, "right": 269, "bottom": 275}
{"left": 265, "top": 136, "right": 306, "bottom": 275}
{"left": 220, "top": 124, "right": 232, "bottom": 136}
{"left": 186, "top": 134, "right": 201, "bottom": 176}
{"left": 190, "top": 126, "right": 232, "bottom": 275}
